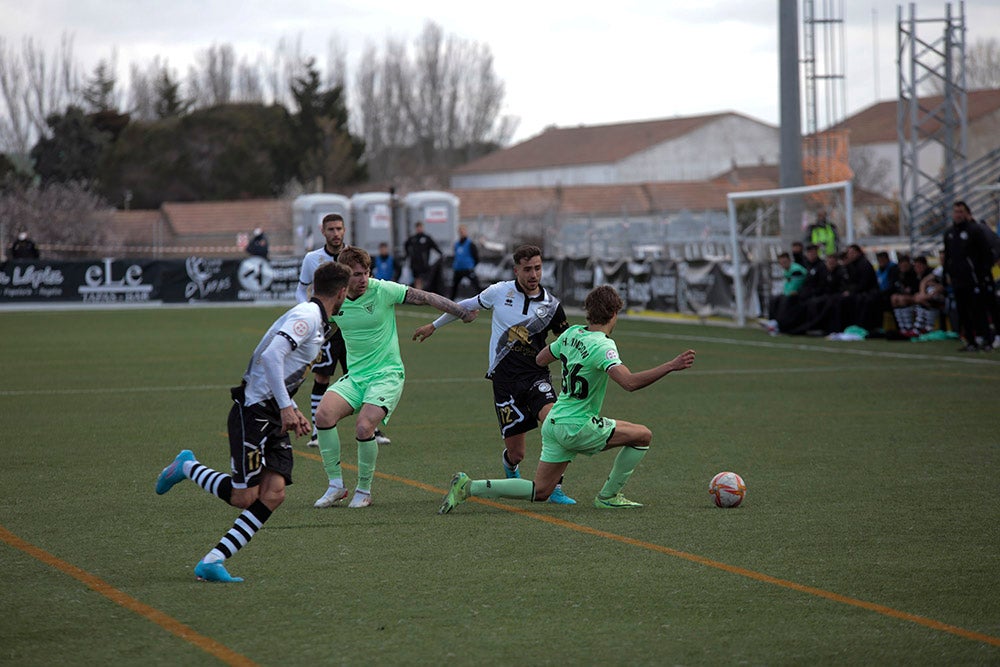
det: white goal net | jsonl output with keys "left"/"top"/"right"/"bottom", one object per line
{"left": 726, "top": 180, "right": 854, "bottom": 326}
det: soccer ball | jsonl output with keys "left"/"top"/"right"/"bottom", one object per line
{"left": 709, "top": 471, "right": 746, "bottom": 508}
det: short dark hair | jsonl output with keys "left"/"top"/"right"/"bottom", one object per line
{"left": 898, "top": 254, "right": 911, "bottom": 263}
{"left": 954, "top": 200, "right": 972, "bottom": 215}
{"left": 584, "top": 285, "right": 623, "bottom": 325}
{"left": 805, "top": 243, "right": 819, "bottom": 252}
{"left": 321, "top": 213, "right": 344, "bottom": 227}
{"left": 777, "top": 251, "right": 790, "bottom": 261}
{"left": 876, "top": 251, "right": 889, "bottom": 260}
{"left": 913, "top": 255, "right": 928, "bottom": 265}
{"left": 791, "top": 241, "right": 803, "bottom": 249}
{"left": 512, "top": 244, "right": 542, "bottom": 265}
{"left": 338, "top": 246, "right": 371, "bottom": 270}
{"left": 313, "top": 262, "right": 350, "bottom": 296}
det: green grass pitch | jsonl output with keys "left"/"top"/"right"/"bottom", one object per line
{"left": 1, "top": 305, "right": 998, "bottom": 665}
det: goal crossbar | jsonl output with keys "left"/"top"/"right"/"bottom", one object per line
{"left": 726, "top": 180, "right": 854, "bottom": 326}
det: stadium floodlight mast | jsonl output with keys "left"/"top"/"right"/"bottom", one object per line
{"left": 726, "top": 179, "right": 854, "bottom": 327}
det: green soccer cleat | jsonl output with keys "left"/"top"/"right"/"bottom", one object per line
{"left": 593, "top": 493, "right": 644, "bottom": 509}
{"left": 438, "top": 472, "right": 471, "bottom": 515}
{"left": 194, "top": 559, "right": 243, "bottom": 583}
{"left": 547, "top": 485, "right": 577, "bottom": 505}
{"left": 155, "top": 449, "right": 194, "bottom": 495}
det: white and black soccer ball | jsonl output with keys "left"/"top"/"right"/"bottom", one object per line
{"left": 709, "top": 471, "right": 746, "bottom": 508}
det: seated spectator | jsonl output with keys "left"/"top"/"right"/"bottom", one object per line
{"left": 887, "top": 255, "right": 919, "bottom": 335}
{"left": 890, "top": 255, "right": 944, "bottom": 336}
{"left": 841, "top": 244, "right": 881, "bottom": 331}
{"left": 765, "top": 251, "right": 807, "bottom": 334}
{"left": 788, "top": 251, "right": 848, "bottom": 335}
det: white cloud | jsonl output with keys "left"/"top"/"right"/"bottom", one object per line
{"left": 1, "top": 0, "right": 998, "bottom": 143}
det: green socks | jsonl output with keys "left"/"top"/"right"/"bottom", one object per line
{"left": 317, "top": 426, "right": 342, "bottom": 480}
{"left": 470, "top": 478, "right": 534, "bottom": 500}
{"left": 598, "top": 446, "right": 649, "bottom": 498}
{"left": 317, "top": 429, "right": 378, "bottom": 493}
{"left": 357, "top": 437, "right": 378, "bottom": 492}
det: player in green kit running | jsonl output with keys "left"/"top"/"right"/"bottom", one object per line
{"left": 438, "top": 285, "right": 696, "bottom": 513}
{"left": 313, "top": 246, "right": 476, "bottom": 509}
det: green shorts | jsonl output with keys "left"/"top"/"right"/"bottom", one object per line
{"left": 540, "top": 415, "right": 617, "bottom": 464}
{"left": 329, "top": 371, "right": 405, "bottom": 425}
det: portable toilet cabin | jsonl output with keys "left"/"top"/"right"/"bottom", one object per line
{"left": 349, "top": 192, "right": 394, "bottom": 255}
{"left": 401, "top": 191, "right": 460, "bottom": 254}
{"left": 292, "top": 194, "right": 351, "bottom": 255}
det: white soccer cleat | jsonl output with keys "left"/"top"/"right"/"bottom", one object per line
{"left": 307, "top": 435, "right": 319, "bottom": 447}
{"left": 348, "top": 491, "right": 372, "bottom": 508}
{"left": 313, "top": 485, "right": 348, "bottom": 508}
{"left": 374, "top": 431, "right": 391, "bottom": 446}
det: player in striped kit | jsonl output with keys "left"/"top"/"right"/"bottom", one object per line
{"left": 154, "top": 262, "right": 351, "bottom": 582}
{"left": 413, "top": 244, "right": 576, "bottom": 504}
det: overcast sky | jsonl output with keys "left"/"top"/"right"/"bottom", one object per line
{"left": 3, "top": 0, "right": 999, "bottom": 143}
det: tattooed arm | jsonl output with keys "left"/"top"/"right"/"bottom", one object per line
{"left": 404, "top": 288, "right": 477, "bottom": 323}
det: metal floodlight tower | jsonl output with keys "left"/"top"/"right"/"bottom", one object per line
{"left": 802, "top": 0, "right": 847, "bottom": 142}
{"left": 897, "top": 1, "right": 968, "bottom": 248}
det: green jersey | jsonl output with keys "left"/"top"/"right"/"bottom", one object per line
{"left": 547, "top": 324, "right": 622, "bottom": 422}
{"left": 332, "top": 279, "right": 408, "bottom": 378}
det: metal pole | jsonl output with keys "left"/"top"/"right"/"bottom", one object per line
{"left": 779, "top": 0, "right": 805, "bottom": 245}
{"left": 727, "top": 196, "right": 745, "bottom": 327}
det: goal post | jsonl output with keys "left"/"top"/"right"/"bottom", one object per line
{"left": 726, "top": 180, "right": 854, "bottom": 327}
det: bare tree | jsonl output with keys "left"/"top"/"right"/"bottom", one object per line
{"left": 967, "top": 37, "right": 1000, "bottom": 90}
{"left": 850, "top": 146, "right": 894, "bottom": 198}
{"left": 0, "top": 181, "right": 117, "bottom": 258}
{"left": 127, "top": 60, "right": 157, "bottom": 121}
{"left": 235, "top": 53, "right": 265, "bottom": 103}
{"left": 0, "top": 34, "right": 80, "bottom": 153}
{"left": 352, "top": 21, "right": 515, "bottom": 184}
{"left": 22, "top": 34, "right": 81, "bottom": 136}
{"left": 187, "top": 43, "right": 236, "bottom": 107}
{"left": 0, "top": 38, "right": 32, "bottom": 154}
{"left": 925, "top": 37, "right": 1000, "bottom": 95}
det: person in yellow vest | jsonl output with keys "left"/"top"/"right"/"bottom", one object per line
{"left": 805, "top": 210, "right": 839, "bottom": 258}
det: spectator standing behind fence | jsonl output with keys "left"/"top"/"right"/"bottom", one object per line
{"left": 246, "top": 228, "right": 269, "bottom": 259}
{"left": 373, "top": 242, "right": 396, "bottom": 281}
{"left": 450, "top": 224, "right": 482, "bottom": 299}
{"left": 944, "top": 201, "right": 995, "bottom": 351}
{"left": 10, "top": 231, "right": 39, "bottom": 259}
{"left": 805, "top": 210, "right": 839, "bottom": 258}
{"left": 404, "top": 222, "right": 441, "bottom": 291}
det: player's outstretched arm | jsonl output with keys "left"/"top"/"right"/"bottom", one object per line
{"left": 412, "top": 323, "right": 436, "bottom": 342}
{"left": 608, "top": 349, "right": 696, "bottom": 393}
{"left": 404, "top": 288, "right": 478, "bottom": 322}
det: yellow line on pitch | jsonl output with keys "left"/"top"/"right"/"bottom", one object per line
{"left": 0, "top": 524, "right": 258, "bottom": 667}
{"left": 296, "top": 448, "right": 1000, "bottom": 649}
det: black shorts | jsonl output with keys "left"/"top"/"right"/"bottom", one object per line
{"left": 313, "top": 330, "right": 347, "bottom": 377}
{"left": 492, "top": 375, "right": 558, "bottom": 438}
{"left": 227, "top": 386, "right": 294, "bottom": 489}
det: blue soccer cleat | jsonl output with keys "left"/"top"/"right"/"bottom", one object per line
{"left": 194, "top": 559, "right": 243, "bottom": 583}
{"left": 547, "top": 485, "right": 577, "bottom": 505}
{"left": 155, "top": 449, "right": 195, "bottom": 495}
{"left": 501, "top": 450, "right": 520, "bottom": 479}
